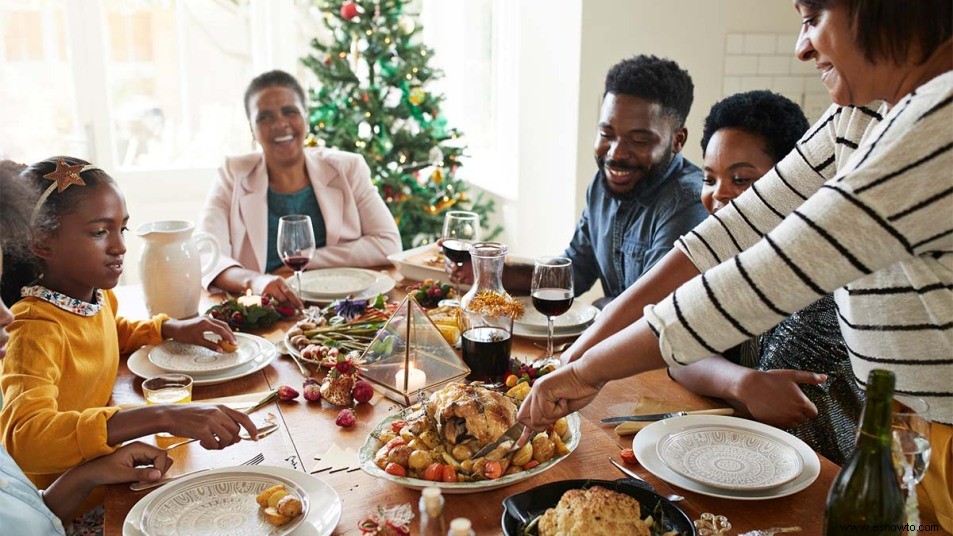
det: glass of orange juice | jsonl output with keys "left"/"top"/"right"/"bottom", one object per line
{"left": 143, "top": 374, "right": 193, "bottom": 405}
{"left": 143, "top": 374, "right": 193, "bottom": 437}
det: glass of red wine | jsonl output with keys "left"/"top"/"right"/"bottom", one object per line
{"left": 277, "top": 214, "right": 316, "bottom": 300}
{"left": 441, "top": 210, "right": 480, "bottom": 304}
{"left": 531, "top": 257, "right": 573, "bottom": 368}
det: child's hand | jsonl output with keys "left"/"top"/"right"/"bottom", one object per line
{"left": 81, "top": 442, "right": 173, "bottom": 487}
{"left": 160, "top": 404, "right": 259, "bottom": 449}
{"left": 162, "top": 316, "right": 235, "bottom": 352}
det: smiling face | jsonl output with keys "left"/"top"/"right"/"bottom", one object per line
{"left": 248, "top": 85, "right": 307, "bottom": 169}
{"left": 594, "top": 93, "right": 686, "bottom": 197}
{"left": 702, "top": 128, "right": 777, "bottom": 214}
{"left": 794, "top": 1, "right": 875, "bottom": 105}
{"left": 33, "top": 183, "right": 129, "bottom": 302}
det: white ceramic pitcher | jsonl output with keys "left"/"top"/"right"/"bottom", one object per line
{"left": 136, "top": 221, "right": 219, "bottom": 319}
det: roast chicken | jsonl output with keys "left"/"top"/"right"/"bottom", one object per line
{"left": 426, "top": 383, "right": 517, "bottom": 447}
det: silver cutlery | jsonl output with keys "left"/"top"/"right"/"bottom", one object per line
{"left": 276, "top": 339, "right": 311, "bottom": 376}
{"left": 163, "top": 390, "right": 279, "bottom": 451}
{"left": 472, "top": 423, "right": 526, "bottom": 459}
{"left": 130, "top": 453, "right": 264, "bottom": 491}
{"left": 608, "top": 456, "right": 684, "bottom": 502}
{"left": 239, "top": 422, "right": 280, "bottom": 441}
{"left": 601, "top": 408, "right": 734, "bottom": 423}
{"left": 738, "top": 527, "right": 802, "bottom": 536}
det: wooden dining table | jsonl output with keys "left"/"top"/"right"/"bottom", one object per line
{"left": 104, "top": 268, "right": 838, "bottom": 535}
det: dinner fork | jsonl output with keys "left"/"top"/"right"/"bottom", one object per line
{"left": 130, "top": 453, "right": 265, "bottom": 491}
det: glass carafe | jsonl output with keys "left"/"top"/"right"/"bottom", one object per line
{"left": 459, "top": 242, "right": 514, "bottom": 386}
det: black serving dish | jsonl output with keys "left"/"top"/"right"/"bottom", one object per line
{"left": 501, "top": 478, "right": 695, "bottom": 535}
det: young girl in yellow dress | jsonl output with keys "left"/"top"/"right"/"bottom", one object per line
{"left": 0, "top": 156, "right": 258, "bottom": 514}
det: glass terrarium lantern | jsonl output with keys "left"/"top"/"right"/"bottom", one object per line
{"left": 359, "top": 295, "right": 470, "bottom": 405}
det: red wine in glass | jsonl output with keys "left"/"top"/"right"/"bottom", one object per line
{"left": 532, "top": 288, "right": 573, "bottom": 317}
{"left": 282, "top": 255, "right": 311, "bottom": 271}
{"left": 442, "top": 239, "right": 471, "bottom": 265}
{"left": 461, "top": 326, "right": 512, "bottom": 384}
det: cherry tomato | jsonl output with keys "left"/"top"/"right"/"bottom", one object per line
{"left": 441, "top": 464, "right": 458, "bottom": 482}
{"left": 424, "top": 462, "right": 444, "bottom": 482}
{"left": 390, "top": 419, "right": 408, "bottom": 433}
{"left": 620, "top": 448, "right": 637, "bottom": 465}
{"left": 484, "top": 460, "right": 502, "bottom": 480}
{"left": 385, "top": 463, "right": 407, "bottom": 477}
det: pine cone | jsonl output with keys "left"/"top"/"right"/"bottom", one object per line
{"left": 321, "top": 374, "right": 356, "bottom": 406}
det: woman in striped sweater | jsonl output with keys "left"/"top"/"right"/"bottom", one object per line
{"left": 668, "top": 90, "right": 864, "bottom": 465}
{"left": 519, "top": 0, "right": 951, "bottom": 528}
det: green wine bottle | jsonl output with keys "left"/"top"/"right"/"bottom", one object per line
{"left": 823, "top": 369, "right": 904, "bottom": 535}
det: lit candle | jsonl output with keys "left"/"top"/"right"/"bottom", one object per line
{"left": 395, "top": 365, "right": 427, "bottom": 393}
{"left": 237, "top": 289, "right": 262, "bottom": 307}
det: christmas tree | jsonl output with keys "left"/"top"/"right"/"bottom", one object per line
{"left": 302, "top": 0, "right": 499, "bottom": 249}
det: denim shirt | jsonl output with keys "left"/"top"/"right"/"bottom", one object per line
{"left": 565, "top": 153, "right": 707, "bottom": 299}
{"left": 0, "top": 445, "right": 65, "bottom": 535}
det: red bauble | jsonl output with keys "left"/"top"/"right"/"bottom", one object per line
{"left": 340, "top": 1, "right": 359, "bottom": 20}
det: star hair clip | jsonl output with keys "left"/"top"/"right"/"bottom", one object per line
{"left": 31, "top": 158, "right": 98, "bottom": 222}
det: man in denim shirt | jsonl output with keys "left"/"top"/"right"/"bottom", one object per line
{"left": 450, "top": 56, "right": 706, "bottom": 307}
{"left": 571, "top": 55, "right": 707, "bottom": 304}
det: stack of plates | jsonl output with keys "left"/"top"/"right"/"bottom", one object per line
{"left": 633, "top": 415, "right": 821, "bottom": 500}
{"left": 285, "top": 268, "right": 396, "bottom": 304}
{"left": 513, "top": 297, "right": 599, "bottom": 340}
{"left": 122, "top": 465, "right": 341, "bottom": 536}
{"left": 128, "top": 333, "right": 277, "bottom": 386}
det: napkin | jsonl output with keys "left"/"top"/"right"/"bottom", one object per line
{"left": 613, "top": 395, "right": 684, "bottom": 436}
{"left": 314, "top": 444, "right": 361, "bottom": 473}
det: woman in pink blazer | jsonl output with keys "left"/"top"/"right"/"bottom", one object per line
{"left": 199, "top": 70, "right": 402, "bottom": 307}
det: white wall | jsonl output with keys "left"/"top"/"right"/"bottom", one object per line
{"left": 574, "top": 0, "right": 803, "bottom": 216}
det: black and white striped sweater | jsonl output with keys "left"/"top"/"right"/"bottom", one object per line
{"left": 646, "top": 71, "right": 953, "bottom": 424}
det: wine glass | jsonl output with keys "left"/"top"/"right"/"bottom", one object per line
{"left": 441, "top": 211, "right": 480, "bottom": 304}
{"left": 530, "top": 257, "right": 573, "bottom": 369}
{"left": 891, "top": 395, "right": 931, "bottom": 525}
{"left": 277, "top": 214, "right": 316, "bottom": 300}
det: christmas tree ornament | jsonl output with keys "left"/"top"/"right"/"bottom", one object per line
{"left": 408, "top": 88, "right": 426, "bottom": 106}
{"left": 358, "top": 121, "right": 371, "bottom": 139}
{"left": 397, "top": 15, "right": 415, "bottom": 35}
{"left": 428, "top": 146, "right": 443, "bottom": 164}
{"left": 340, "top": 1, "right": 360, "bottom": 21}
{"left": 430, "top": 168, "right": 444, "bottom": 185}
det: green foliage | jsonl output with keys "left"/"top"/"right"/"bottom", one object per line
{"left": 302, "top": 0, "right": 500, "bottom": 248}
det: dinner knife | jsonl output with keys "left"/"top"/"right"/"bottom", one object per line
{"left": 600, "top": 407, "right": 734, "bottom": 423}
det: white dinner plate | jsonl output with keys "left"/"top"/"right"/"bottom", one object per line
{"left": 514, "top": 297, "right": 599, "bottom": 331}
{"left": 286, "top": 270, "right": 396, "bottom": 304}
{"left": 657, "top": 425, "right": 803, "bottom": 491}
{"left": 128, "top": 335, "right": 277, "bottom": 386}
{"left": 148, "top": 333, "right": 261, "bottom": 374}
{"left": 360, "top": 410, "right": 581, "bottom": 494}
{"left": 294, "top": 268, "right": 379, "bottom": 297}
{"left": 633, "top": 415, "right": 820, "bottom": 500}
{"left": 122, "top": 465, "right": 341, "bottom": 536}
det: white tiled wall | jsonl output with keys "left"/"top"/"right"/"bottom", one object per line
{"left": 722, "top": 33, "right": 830, "bottom": 122}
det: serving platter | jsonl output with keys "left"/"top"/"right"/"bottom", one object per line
{"left": 359, "top": 409, "right": 581, "bottom": 494}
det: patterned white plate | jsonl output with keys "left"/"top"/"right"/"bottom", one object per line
{"left": 140, "top": 470, "right": 310, "bottom": 536}
{"left": 657, "top": 425, "right": 803, "bottom": 491}
{"left": 148, "top": 333, "right": 260, "bottom": 374}
{"left": 288, "top": 271, "right": 397, "bottom": 305}
{"left": 295, "top": 268, "right": 379, "bottom": 297}
{"left": 124, "top": 466, "right": 341, "bottom": 536}
{"left": 633, "top": 415, "right": 820, "bottom": 500}
{"left": 128, "top": 335, "right": 277, "bottom": 386}
{"left": 514, "top": 297, "right": 599, "bottom": 330}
